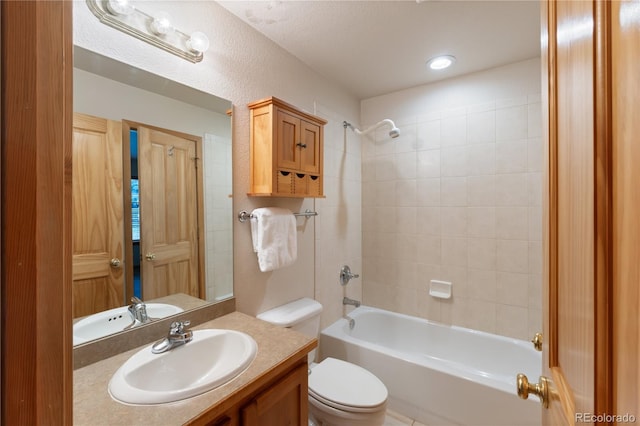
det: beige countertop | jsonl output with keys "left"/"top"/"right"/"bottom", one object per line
{"left": 74, "top": 311, "right": 316, "bottom": 425}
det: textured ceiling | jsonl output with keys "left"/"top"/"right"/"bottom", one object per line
{"left": 217, "top": 0, "right": 541, "bottom": 99}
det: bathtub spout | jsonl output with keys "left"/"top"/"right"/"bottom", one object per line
{"left": 343, "top": 297, "right": 361, "bottom": 308}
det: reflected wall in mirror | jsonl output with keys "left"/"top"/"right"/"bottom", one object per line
{"left": 72, "top": 46, "right": 233, "bottom": 345}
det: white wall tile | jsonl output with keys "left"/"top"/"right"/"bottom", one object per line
{"left": 467, "top": 207, "right": 496, "bottom": 238}
{"left": 495, "top": 173, "right": 528, "bottom": 206}
{"left": 495, "top": 140, "right": 527, "bottom": 173}
{"left": 441, "top": 177, "right": 467, "bottom": 206}
{"left": 360, "top": 62, "right": 542, "bottom": 340}
{"left": 441, "top": 146, "right": 467, "bottom": 177}
{"left": 528, "top": 102, "right": 542, "bottom": 138}
{"left": 417, "top": 178, "right": 441, "bottom": 206}
{"left": 496, "top": 271, "right": 529, "bottom": 307}
{"left": 496, "top": 239, "right": 529, "bottom": 273}
{"left": 441, "top": 115, "right": 467, "bottom": 147}
{"left": 496, "top": 105, "right": 528, "bottom": 141}
{"left": 467, "top": 109, "right": 496, "bottom": 144}
{"left": 495, "top": 206, "right": 528, "bottom": 240}
{"left": 467, "top": 269, "right": 497, "bottom": 301}
{"left": 467, "top": 238, "right": 497, "bottom": 271}
{"left": 441, "top": 207, "right": 467, "bottom": 237}
{"left": 466, "top": 144, "right": 496, "bottom": 176}
{"left": 396, "top": 179, "right": 417, "bottom": 207}
{"left": 467, "top": 175, "right": 496, "bottom": 206}
{"left": 416, "top": 119, "right": 441, "bottom": 151}
{"left": 417, "top": 149, "right": 440, "bottom": 178}
{"left": 441, "top": 237, "right": 468, "bottom": 267}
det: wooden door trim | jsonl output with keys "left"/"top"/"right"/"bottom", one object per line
{"left": 593, "top": 0, "right": 613, "bottom": 416}
{"left": 542, "top": 0, "right": 559, "bottom": 368}
{"left": 1, "top": 1, "right": 73, "bottom": 424}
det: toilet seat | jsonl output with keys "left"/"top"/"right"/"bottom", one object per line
{"left": 308, "top": 357, "right": 388, "bottom": 413}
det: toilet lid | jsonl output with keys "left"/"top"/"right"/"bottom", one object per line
{"left": 308, "top": 358, "right": 388, "bottom": 410}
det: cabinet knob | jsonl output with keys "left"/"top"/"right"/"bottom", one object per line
{"left": 296, "top": 142, "right": 307, "bottom": 148}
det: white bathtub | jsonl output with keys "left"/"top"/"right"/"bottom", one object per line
{"left": 320, "top": 306, "right": 541, "bottom": 426}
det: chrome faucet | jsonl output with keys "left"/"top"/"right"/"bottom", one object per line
{"left": 151, "top": 320, "right": 193, "bottom": 354}
{"left": 339, "top": 265, "right": 360, "bottom": 286}
{"left": 343, "top": 296, "right": 361, "bottom": 308}
{"left": 128, "top": 296, "right": 149, "bottom": 324}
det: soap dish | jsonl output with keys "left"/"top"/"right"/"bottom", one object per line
{"left": 429, "top": 280, "right": 452, "bottom": 299}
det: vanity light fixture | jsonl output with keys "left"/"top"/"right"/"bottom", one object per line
{"left": 86, "top": 0, "right": 210, "bottom": 63}
{"left": 427, "top": 55, "right": 456, "bottom": 70}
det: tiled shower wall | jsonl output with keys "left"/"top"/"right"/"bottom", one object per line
{"left": 361, "top": 64, "right": 542, "bottom": 340}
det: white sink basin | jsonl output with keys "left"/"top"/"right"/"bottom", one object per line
{"left": 108, "top": 329, "right": 258, "bottom": 405}
{"left": 73, "top": 303, "right": 183, "bottom": 345}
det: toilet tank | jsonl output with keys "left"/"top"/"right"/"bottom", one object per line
{"left": 257, "top": 298, "right": 322, "bottom": 362}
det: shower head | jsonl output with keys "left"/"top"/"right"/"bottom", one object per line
{"left": 343, "top": 119, "right": 401, "bottom": 139}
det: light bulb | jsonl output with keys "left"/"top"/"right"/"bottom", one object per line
{"left": 149, "top": 11, "right": 174, "bottom": 36}
{"left": 427, "top": 55, "right": 456, "bottom": 70}
{"left": 187, "top": 31, "right": 210, "bottom": 54}
{"left": 106, "top": 0, "right": 134, "bottom": 16}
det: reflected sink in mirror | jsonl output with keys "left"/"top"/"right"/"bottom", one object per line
{"left": 108, "top": 329, "right": 257, "bottom": 405}
{"left": 73, "top": 304, "right": 184, "bottom": 345}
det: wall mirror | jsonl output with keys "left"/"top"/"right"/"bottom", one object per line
{"left": 72, "top": 46, "right": 233, "bottom": 346}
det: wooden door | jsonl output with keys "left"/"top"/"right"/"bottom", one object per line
{"left": 539, "top": 0, "right": 617, "bottom": 423}
{"left": 138, "top": 125, "right": 200, "bottom": 299}
{"left": 72, "top": 113, "right": 125, "bottom": 317}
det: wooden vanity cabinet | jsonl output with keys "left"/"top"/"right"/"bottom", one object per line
{"left": 248, "top": 97, "right": 326, "bottom": 198}
{"left": 191, "top": 357, "right": 309, "bottom": 426}
{"left": 241, "top": 361, "right": 308, "bottom": 425}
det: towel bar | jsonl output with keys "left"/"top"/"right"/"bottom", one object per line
{"left": 237, "top": 209, "right": 318, "bottom": 223}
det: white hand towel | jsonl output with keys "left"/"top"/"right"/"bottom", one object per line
{"left": 250, "top": 207, "right": 297, "bottom": 272}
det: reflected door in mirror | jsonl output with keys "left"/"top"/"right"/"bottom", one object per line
{"left": 138, "top": 125, "right": 203, "bottom": 299}
{"left": 72, "top": 113, "right": 125, "bottom": 317}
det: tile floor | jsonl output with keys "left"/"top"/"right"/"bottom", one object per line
{"left": 383, "top": 409, "right": 429, "bottom": 426}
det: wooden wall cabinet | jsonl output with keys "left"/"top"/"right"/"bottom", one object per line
{"left": 248, "top": 97, "right": 327, "bottom": 198}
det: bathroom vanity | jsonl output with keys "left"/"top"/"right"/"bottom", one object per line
{"left": 74, "top": 312, "right": 316, "bottom": 425}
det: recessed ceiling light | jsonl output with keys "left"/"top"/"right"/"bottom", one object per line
{"left": 427, "top": 55, "right": 456, "bottom": 70}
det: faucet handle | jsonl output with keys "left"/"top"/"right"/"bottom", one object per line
{"left": 340, "top": 265, "right": 360, "bottom": 286}
{"left": 170, "top": 320, "right": 191, "bottom": 334}
{"left": 130, "top": 296, "right": 144, "bottom": 305}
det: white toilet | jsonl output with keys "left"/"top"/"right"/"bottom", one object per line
{"left": 257, "top": 298, "right": 388, "bottom": 426}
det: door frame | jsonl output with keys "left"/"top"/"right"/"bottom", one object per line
{"left": 1, "top": 1, "right": 73, "bottom": 424}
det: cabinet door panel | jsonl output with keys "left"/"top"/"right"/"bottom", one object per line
{"left": 300, "top": 120, "right": 321, "bottom": 174}
{"left": 241, "top": 363, "right": 308, "bottom": 426}
{"left": 276, "top": 109, "right": 300, "bottom": 170}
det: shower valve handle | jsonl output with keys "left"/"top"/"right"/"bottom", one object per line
{"left": 340, "top": 265, "right": 359, "bottom": 286}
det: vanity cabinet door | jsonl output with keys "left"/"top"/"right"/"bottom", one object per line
{"left": 241, "top": 362, "right": 308, "bottom": 426}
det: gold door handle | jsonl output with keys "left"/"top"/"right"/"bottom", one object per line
{"left": 145, "top": 253, "right": 156, "bottom": 261}
{"left": 517, "top": 373, "right": 552, "bottom": 408}
{"left": 110, "top": 258, "right": 122, "bottom": 268}
{"left": 531, "top": 332, "right": 543, "bottom": 351}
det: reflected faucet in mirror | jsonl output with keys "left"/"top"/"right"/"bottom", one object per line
{"left": 124, "top": 296, "right": 151, "bottom": 330}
